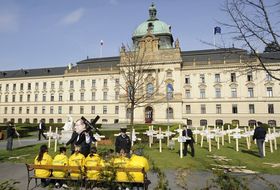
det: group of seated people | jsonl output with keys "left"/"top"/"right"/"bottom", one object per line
{"left": 34, "top": 144, "right": 149, "bottom": 188}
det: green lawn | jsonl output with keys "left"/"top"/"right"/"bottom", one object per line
{"left": 1, "top": 127, "right": 280, "bottom": 175}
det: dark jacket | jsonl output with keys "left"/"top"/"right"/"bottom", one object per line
{"left": 75, "top": 130, "right": 94, "bottom": 157}
{"left": 66, "top": 131, "right": 79, "bottom": 153}
{"left": 182, "top": 128, "right": 195, "bottom": 143}
{"left": 253, "top": 127, "right": 266, "bottom": 140}
{"left": 38, "top": 122, "right": 46, "bottom": 130}
{"left": 115, "top": 134, "right": 131, "bottom": 154}
{"left": 7, "top": 125, "right": 16, "bottom": 138}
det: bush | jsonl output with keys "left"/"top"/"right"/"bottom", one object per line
{"left": 223, "top": 123, "right": 232, "bottom": 130}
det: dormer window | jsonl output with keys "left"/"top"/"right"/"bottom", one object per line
{"left": 148, "top": 22, "right": 154, "bottom": 31}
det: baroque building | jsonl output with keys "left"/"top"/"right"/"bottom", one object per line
{"left": 0, "top": 4, "right": 279, "bottom": 127}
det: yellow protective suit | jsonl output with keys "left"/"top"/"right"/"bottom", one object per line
{"left": 113, "top": 156, "right": 129, "bottom": 182}
{"left": 34, "top": 152, "right": 53, "bottom": 177}
{"left": 128, "top": 154, "right": 149, "bottom": 182}
{"left": 85, "top": 154, "right": 102, "bottom": 180}
{"left": 68, "top": 152, "right": 85, "bottom": 178}
{"left": 52, "top": 154, "right": 68, "bottom": 178}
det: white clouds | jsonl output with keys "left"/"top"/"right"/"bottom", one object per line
{"left": 0, "top": 11, "right": 19, "bottom": 32}
{"left": 60, "top": 8, "right": 85, "bottom": 25}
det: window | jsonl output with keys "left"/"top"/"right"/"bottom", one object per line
{"left": 166, "top": 107, "right": 174, "bottom": 119}
{"left": 20, "top": 83, "right": 23, "bottom": 90}
{"left": 6, "top": 84, "right": 9, "bottom": 91}
{"left": 81, "top": 80, "right": 85, "bottom": 88}
{"left": 249, "top": 104, "right": 255, "bottom": 114}
{"left": 42, "top": 94, "right": 46, "bottom": 102}
{"left": 115, "top": 78, "right": 119, "bottom": 86}
{"left": 115, "top": 91, "right": 119, "bottom": 100}
{"left": 185, "top": 89, "right": 191, "bottom": 98}
{"left": 201, "top": 104, "right": 206, "bottom": 114}
{"left": 5, "top": 95, "right": 8, "bottom": 102}
{"left": 215, "top": 88, "right": 221, "bottom": 98}
{"left": 267, "top": 87, "right": 273, "bottom": 97}
{"left": 91, "top": 106, "right": 95, "bottom": 114}
{"left": 35, "top": 94, "right": 38, "bottom": 102}
{"left": 166, "top": 83, "right": 174, "bottom": 100}
{"left": 59, "top": 81, "right": 63, "bottom": 89}
{"left": 0, "top": 84, "right": 2, "bottom": 91}
{"left": 126, "top": 108, "right": 132, "bottom": 119}
{"left": 27, "top": 94, "right": 31, "bottom": 102}
{"left": 69, "top": 93, "right": 74, "bottom": 101}
{"left": 167, "top": 71, "right": 172, "bottom": 77}
{"left": 103, "top": 106, "right": 107, "bottom": 114}
{"left": 33, "top": 118, "right": 38, "bottom": 123}
{"left": 231, "top": 73, "right": 236, "bottom": 82}
{"left": 49, "top": 119, "right": 54, "bottom": 124}
{"left": 4, "top": 107, "right": 8, "bottom": 114}
{"left": 42, "top": 106, "right": 46, "bottom": 114}
{"left": 185, "top": 75, "right": 190, "bottom": 84}
{"left": 231, "top": 88, "right": 237, "bottom": 98}
{"left": 248, "top": 120, "right": 256, "bottom": 127}
{"left": 50, "top": 94, "right": 54, "bottom": 101}
{"left": 80, "top": 92, "right": 85, "bottom": 101}
{"left": 215, "top": 74, "right": 220, "bottom": 83}
{"left": 26, "top": 107, "right": 30, "bottom": 114}
{"left": 35, "top": 82, "right": 39, "bottom": 90}
{"left": 11, "top": 107, "right": 15, "bottom": 114}
{"left": 146, "top": 83, "right": 154, "bottom": 97}
{"left": 58, "top": 106, "right": 62, "bottom": 114}
{"left": 266, "top": 73, "right": 272, "bottom": 81}
{"left": 232, "top": 104, "right": 238, "bottom": 114}
{"left": 43, "top": 82, "right": 47, "bottom": 90}
{"left": 216, "top": 119, "right": 223, "bottom": 126}
{"left": 103, "top": 91, "right": 108, "bottom": 100}
{"left": 50, "top": 106, "right": 54, "bottom": 114}
{"left": 13, "top": 84, "right": 16, "bottom": 91}
{"left": 70, "top": 80, "right": 74, "bottom": 88}
{"left": 12, "top": 95, "right": 15, "bottom": 102}
{"left": 247, "top": 71, "right": 253, "bottom": 81}
{"left": 20, "top": 95, "right": 23, "bottom": 102}
{"left": 200, "top": 119, "right": 207, "bottom": 126}
{"left": 186, "top": 105, "right": 191, "bottom": 114}
{"left": 92, "top": 79, "right": 96, "bottom": 87}
{"left": 80, "top": 106, "right": 84, "bottom": 114}
{"left": 248, "top": 87, "right": 254, "bottom": 97}
{"left": 59, "top": 93, "right": 63, "bottom": 101}
{"left": 268, "top": 104, "right": 274, "bottom": 114}
{"left": 103, "top": 79, "right": 107, "bottom": 87}
{"left": 216, "top": 104, "right": 221, "bottom": 114}
{"left": 200, "top": 74, "right": 205, "bottom": 83}
{"left": 115, "top": 106, "right": 119, "bottom": 114}
{"left": 200, "top": 89, "right": 206, "bottom": 99}
{"left": 69, "top": 106, "right": 73, "bottom": 114}
{"left": 268, "top": 120, "right": 276, "bottom": 127}
{"left": 51, "top": 82, "right": 55, "bottom": 89}
{"left": 91, "top": 92, "right": 96, "bottom": 101}
{"left": 34, "top": 107, "right": 38, "bottom": 114}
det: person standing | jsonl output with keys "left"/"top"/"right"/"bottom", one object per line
{"left": 115, "top": 127, "right": 131, "bottom": 155}
{"left": 38, "top": 119, "right": 47, "bottom": 141}
{"left": 253, "top": 121, "right": 267, "bottom": 158}
{"left": 182, "top": 125, "right": 195, "bottom": 157}
{"left": 6, "top": 121, "right": 19, "bottom": 151}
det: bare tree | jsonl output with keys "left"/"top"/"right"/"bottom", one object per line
{"left": 119, "top": 44, "right": 163, "bottom": 126}
{"left": 223, "top": 0, "right": 280, "bottom": 80}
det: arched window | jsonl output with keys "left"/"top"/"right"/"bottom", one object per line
{"left": 215, "top": 119, "right": 223, "bottom": 126}
{"left": 146, "top": 83, "right": 154, "bottom": 97}
{"left": 268, "top": 120, "right": 276, "bottom": 127}
{"left": 18, "top": 118, "right": 22, "bottom": 124}
{"left": 200, "top": 119, "right": 207, "bottom": 126}
{"left": 166, "top": 83, "right": 174, "bottom": 100}
{"left": 33, "top": 118, "right": 38, "bottom": 124}
{"left": 232, "top": 120, "right": 239, "bottom": 126}
{"left": 166, "top": 107, "right": 174, "bottom": 119}
{"left": 248, "top": 120, "right": 256, "bottom": 127}
{"left": 126, "top": 108, "right": 132, "bottom": 119}
{"left": 49, "top": 119, "right": 54, "bottom": 124}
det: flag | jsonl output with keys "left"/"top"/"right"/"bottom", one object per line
{"left": 100, "top": 40, "right": 104, "bottom": 46}
{"left": 214, "top": 26, "right": 221, "bottom": 35}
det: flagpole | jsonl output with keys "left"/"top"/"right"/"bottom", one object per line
{"left": 100, "top": 40, "right": 103, "bottom": 57}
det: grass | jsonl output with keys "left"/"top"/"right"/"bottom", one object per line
{"left": 0, "top": 126, "right": 280, "bottom": 175}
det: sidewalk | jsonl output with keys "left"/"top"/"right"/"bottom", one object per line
{"left": 0, "top": 138, "right": 48, "bottom": 150}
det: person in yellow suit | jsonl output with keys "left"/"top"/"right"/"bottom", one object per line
{"left": 52, "top": 147, "right": 69, "bottom": 188}
{"left": 113, "top": 149, "right": 129, "bottom": 182}
{"left": 34, "top": 144, "right": 52, "bottom": 187}
{"left": 128, "top": 149, "right": 149, "bottom": 189}
{"left": 68, "top": 145, "right": 85, "bottom": 178}
{"left": 85, "top": 146, "right": 102, "bottom": 180}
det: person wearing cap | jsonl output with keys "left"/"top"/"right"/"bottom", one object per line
{"left": 182, "top": 125, "right": 195, "bottom": 157}
{"left": 253, "top": 121, "right": 267, "bottom": 158}
{"left": 115, "top": 127, "right": 131, "bottom": 155}
{"left": 128, "top": 149, "right": 149, "bottom": 186}
{"left": 69, "top": 145, "right": 85, "bottom": 178}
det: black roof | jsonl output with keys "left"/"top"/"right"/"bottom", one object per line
{"left": 76, "top": 56, "right": 120, "bottom": 70}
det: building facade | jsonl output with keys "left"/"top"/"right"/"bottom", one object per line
{"left": 0, "top": 4, "right": 279, "bottom": 127}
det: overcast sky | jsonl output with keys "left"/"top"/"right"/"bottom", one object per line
{"left": 0, "top": 0, "right": 275, "bottom": 71}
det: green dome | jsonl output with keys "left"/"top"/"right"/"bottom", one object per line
{"left": 133, "top": 20, "right": 171, "bottom": 37}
